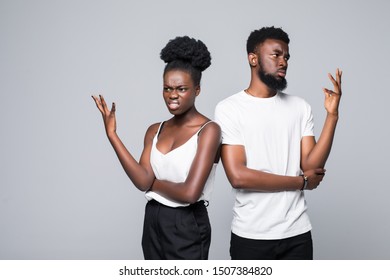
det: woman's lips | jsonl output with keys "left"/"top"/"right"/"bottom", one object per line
{"left": 168, "top": 101, "right": 179, "bottom": 110}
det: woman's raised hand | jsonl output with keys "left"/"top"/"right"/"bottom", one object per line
{"left": 92, "top": 95, "right": 117, "bottom": 136}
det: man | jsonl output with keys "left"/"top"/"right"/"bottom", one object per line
{"left": 214, "top": 26, "right": 342, "bottom": 260}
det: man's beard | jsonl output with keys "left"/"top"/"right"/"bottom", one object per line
{"left": 257, "top": 62, "right": 287, "bottom": 91}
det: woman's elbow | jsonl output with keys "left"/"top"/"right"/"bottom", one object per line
{"left": 133, "top": 183, "right": 150, "bottom": 192}
{"left": 132, "top": 177, "right": 153, "bottom": 192}
{"left": 183, "top": 187, "right": 203, "bottom": 204}
{"left": 186, "top": 193, "right": 201, "bottom": 204}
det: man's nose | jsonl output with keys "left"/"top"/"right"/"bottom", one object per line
{"left": 279, "top": 57, "right": 287, "bottom": 67}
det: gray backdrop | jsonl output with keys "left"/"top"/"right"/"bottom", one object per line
{"left": 1, "top": 0, "right": 389, "bottom": 260}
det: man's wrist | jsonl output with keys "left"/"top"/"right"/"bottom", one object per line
{"left": 106, "top": 130, "right": 118, "bottom": 139}
{"left": 326, "top": 112, "right": 339, "bottom": 120}
{"left": 300, "top": 175, "right": 308, "bottom": 191}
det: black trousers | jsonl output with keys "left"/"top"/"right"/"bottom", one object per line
{"left": 230, "top": 231, "right": 313, "bottom": 260}
{"left": 142, "top": 200, "right": 211, "bottom": 260}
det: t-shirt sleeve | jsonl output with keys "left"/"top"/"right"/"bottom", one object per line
{"left": 214, "top": 100, "right": 244, "bottom": 145}
{"left": 302, "top": 101, "right": 314, "bottom": 137}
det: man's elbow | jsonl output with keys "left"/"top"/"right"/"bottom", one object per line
{"left": 301, "top": 157, "right": 316, "bottom": 172}
{"left": 301, "top": 161, "right": 324, "bottom": 172}
{"left": 228, "top": 173, "right": 246, "bottom": 189}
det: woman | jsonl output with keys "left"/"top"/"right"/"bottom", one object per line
{"left": 92, "top": 36, "right": 221, "bottom": 260}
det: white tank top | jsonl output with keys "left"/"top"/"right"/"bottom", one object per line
{"left": 145, "top": 121, "right": 217, "bottom": 207}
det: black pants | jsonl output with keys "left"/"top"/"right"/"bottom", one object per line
{"left": 142, "top": 200, "right": 211, "bottom": 260}
{"left": 230, "top": 231, "right": 313, "bottom": 260}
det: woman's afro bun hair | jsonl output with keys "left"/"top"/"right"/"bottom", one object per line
{"left": 160, "top": 36, "right": 211, "bottom": 72}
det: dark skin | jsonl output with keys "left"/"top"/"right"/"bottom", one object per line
{"left": 92, "top": 69, "right": 221, "bottom": 204}
{"left": 221, "top": 39, "right": 342, "bottom": 191}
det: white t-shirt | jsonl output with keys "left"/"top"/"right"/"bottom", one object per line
{"left": 145, "top": 121, "right": 217, "bottom": 208}
{"left": 215, "top": 91, "right": 314, "bottom": 239}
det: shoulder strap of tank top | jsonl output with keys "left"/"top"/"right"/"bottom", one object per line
{"left": 197, "top": 120, "right": 214, "bottom": 136}
{"left": 156, "top": 121, "right": 165, "bottom": 138}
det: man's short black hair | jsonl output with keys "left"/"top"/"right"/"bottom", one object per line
{"left": 246, "top": 26, "right": 290, "bottom": 54}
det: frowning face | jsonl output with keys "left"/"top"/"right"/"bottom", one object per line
{"left": 163, "top": 70, "right": 200, "bottom": 115}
